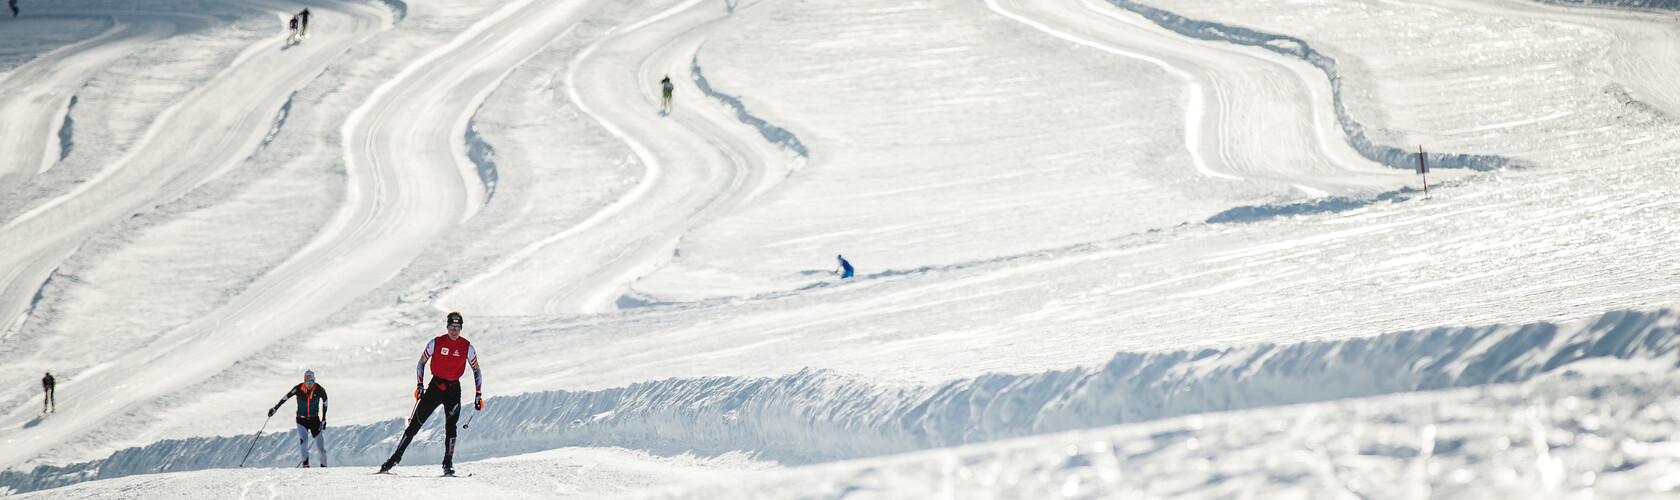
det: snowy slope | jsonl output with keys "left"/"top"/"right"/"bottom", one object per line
{"left": 653, "top": 369, "right": 1680, "bottom": 499}
{"left": 3, "top": 0, "right": 1680, "bottom": 497}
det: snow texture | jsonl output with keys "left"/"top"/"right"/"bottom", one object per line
{"left": 5, "top": 0, "right": 1680, "bottom": 497}
{"left": 6, "top": 307, "right": 1677, "bottom": 493}
{"left": 1104, "top": 0, "right": 1516, "bottom": 173}
{"left": 691, "top": 55, "right": 808, "bottom": 158}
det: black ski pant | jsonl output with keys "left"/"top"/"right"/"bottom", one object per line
{"left": 42, "top": 386, "right": 53, "bottom": 412}
{"left": 384, "top": 377, "right": 461, "bottom": 467}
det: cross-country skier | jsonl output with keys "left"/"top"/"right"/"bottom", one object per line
{"left": 661, "top": 75, "right": 674, "bottom": 114}
{"left": 297, "top": 8, "right": 310, "bottom": 38}
{"left": 269, "top": 370, "right": 329, "bottom": 467}
{"left": 9, "top": 0, "right": 18, "bottom": 17}
{"left": 835, "top": 254, "right": 854, "bottom": 279}
{"left": 41, "top": 372, "right": 53, "bottom": 413}
{"left": 286, "top": 15, "right": 299, "bottom": 44}
{"left": 378, "top": 311, "right": 483, "bottom": 476}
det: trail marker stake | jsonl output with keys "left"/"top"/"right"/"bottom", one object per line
{"left": 1418, "top": 145, "right": 1430, "bottom": 198}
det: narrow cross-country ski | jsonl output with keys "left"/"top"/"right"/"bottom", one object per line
{"left": 5, "top": 0, "right": 1680, "bottom": 497}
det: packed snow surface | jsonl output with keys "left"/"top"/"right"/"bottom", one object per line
{"left": 2, "top": 0, "right": 1680, "bottom": 497}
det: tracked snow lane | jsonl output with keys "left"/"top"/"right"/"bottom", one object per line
{"left": 5, "top": 0, "right": 593, "bottom": 470}
{"left": 0, "top": 0, "right": 390, "bottom": 470}
{"left": 442, "top": 0, "right": 797, "bottom": 315}
{"left": 0, "top": 14, "right": 181, "bottom": 191}
{"left": 989, "top": 0, "right": 1410, "bottom": 196}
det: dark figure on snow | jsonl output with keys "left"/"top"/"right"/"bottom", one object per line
{"left": 41, "top": 372, "right": 54, "bottom": 413}
{"left": 660, "top": 75, "right": 674, "bottom": 113}
{"left": 287, "top": 15, "right": 300, "bottom": 44}
{"left": 835, "top": 254, "right": 854, "bottom": 279}
{"left": 379, "top": 311, "right": 483, "bottom": 476}
{"left": 297, "top": 8, "right": 311, "bottom": 38}
{"left": 269, "top": 370, "right": 329, "bottom": 467}
{"left": 10, "top": 0, "right": 18, "bottom": 17}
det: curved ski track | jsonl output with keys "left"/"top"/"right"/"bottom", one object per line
{"left": 441, "top": 0, "right": 791, "bottom": 315}
{"left": 989, "top": 0, "right": 1412, "bottom": 197}
{"left": 0, "top": 0, "right": 594, "bottom": 469}
{"left": 0, "top": 13, "right": 180, "bottom": 192}
{"left": 0, "top": 0, "right": 405, "bottom": 469}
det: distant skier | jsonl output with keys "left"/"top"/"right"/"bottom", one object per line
{"left": 269, "top": 370, "right": 329, "bottom": 467}
{"left": 378, "top": 311, "right": 483, "bottom": 476}
{"left": 835, "top": 254, "right": 854, "bottom": 279}
{"left": 286, "top": 15, "right": 300, "bottom": 44}
{"left": 41, "top": 372, "right": 54, "bottom": 413}
{"left": 9, "top": 0, "right": 18, "bottom": 17}
{"left": 297, "top": 8, "right": 311, "bottom": 38}
{"left": 660, "top": 75, "right": 674, "bottom": 113}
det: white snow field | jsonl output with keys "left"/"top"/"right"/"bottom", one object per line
{"left": 2, "top": 0, "right": 1680, "bottom": 496}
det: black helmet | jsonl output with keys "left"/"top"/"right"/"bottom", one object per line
{"left": 447, "top": 311, "right": 463, "bottom": 327}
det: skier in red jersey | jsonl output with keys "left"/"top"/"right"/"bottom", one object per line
{"left": 377, "top": 311, "right": 482, "bottom": 476}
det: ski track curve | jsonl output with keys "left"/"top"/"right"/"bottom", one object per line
{"left": 5, "top": 307, "right": 1676, "bottom": 493}
{"left": 5, "top": 0, "right": 608, "bottom": 472}
{"left": 0, "top": 0, "right": 393, "bottom": 470}
{"left": 989, "top": 0, "right": 1424, "bottom": 196}
{"left": 439, "top": 0, "right": 799, "bottom": 316}
{"left": 2, "top": 0, "right": 604, "bottom": 472}
{"left": 1100, "top": 0, "right": 1517, "bottom": 175}
{"left": 0, "top": 13, "right": 173, "bottom": 193}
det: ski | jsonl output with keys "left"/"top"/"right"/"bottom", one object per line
{"left": 441, "top": 473, "right": 472, "bottom": 478}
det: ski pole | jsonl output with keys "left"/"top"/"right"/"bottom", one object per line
{"left": 462, "top": 408, "right": 479, "bottom": 429}
{"left": 239, "top": 414, "right": 274, "bottom": 467}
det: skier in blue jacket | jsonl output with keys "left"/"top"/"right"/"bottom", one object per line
{"left": 835, "top": 254, "right": 854, "bottom": 279}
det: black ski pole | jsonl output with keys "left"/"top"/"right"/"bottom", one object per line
{"left": 462, "top": 408, "right": 479, "bottom": 429}
{"left": 239, "top": 414, "right": 274, "bottom": 467}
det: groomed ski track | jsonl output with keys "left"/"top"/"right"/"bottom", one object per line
{"left": 7, "top": 0, "right": 1680, "bottom": 496}
{"left": 0, "top": 0, "right": 602, "bottom": 471}
{"left": 990, "top": 0, "right": 1394, "bottom": 195}
{"left": 438, "top": 0, "right": 796, "bottom": 315}
{"left": 0, "top": 13, "right": 178, "bottom": 192}
{"left": 0, "top": 0, "right": 393, "bottom": 470}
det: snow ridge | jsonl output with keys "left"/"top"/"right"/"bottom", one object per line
{"left": 56, "top": 95, "right": 76, "bottom": 163}
{"left": 1204, "top": 189, "right": 1417, "bottom": 224}
{"left": 464, "top": 119, "right": 499, "bottom": 202}
{"left": 6, "top": 309, "right": 1679, "bottom": 493}
{"left": 1544, "top": 0, "right": 1680, "bottom": 10}
{"left": 0, "top": 266, "right": 57, "bottom": 341}
{"left": 375, "top": 0, "right": 408, "bottom": 23}
{"left": 1103, "top": 0, "right": 1517, "bottom": 173}
{"left": 690, "top": 55, "right": 808, "bottom": 158}
{"left": 258, "top": 93, "right": 292, "bottom": 150}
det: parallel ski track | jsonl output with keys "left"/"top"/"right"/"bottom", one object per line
{"left": 0, "top": 13, "right": 180, "bottom": 192}
{"left": 988, "top": 0, "right": 1410, "bottom": 196}
{"left": 441, "top": 0, "right": 791, "bottom": 315}
{"left": 0, "top": 0, "right": 391, "bottom": 469}
{"left": 1, "top": 0, "right": 602, "bottom": 470}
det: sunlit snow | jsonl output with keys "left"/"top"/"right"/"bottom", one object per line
{"left": 2, "top": 0, "right": 1679, "bottom": 497}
